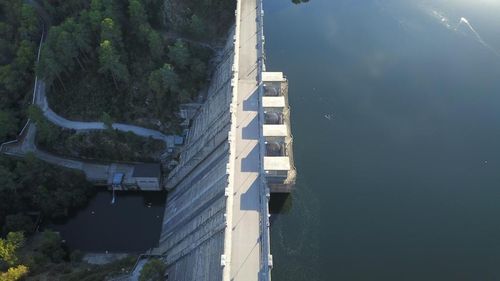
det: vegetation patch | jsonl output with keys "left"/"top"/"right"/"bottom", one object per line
{"left": 0, "top": 0, "right": 237, "bottom": 280}
{"left": 40, "top": 129, "right": 165, "bottom": 163}
{"left": 38, "top": 0, "right": 235, "bottom": 132}
{"left": 1, "top": 230, "right": 137, "bottom": 281}
{"left": 0, "top": 155, "right": 95, "bottom": 232}
{"left": 0, "top": 1, "right": 41, "bottom": 143}
{"left": 29, "top": 106, "right": 165, "bottom": 163}
{"left": 139, "top": 258, "right": 166, "bottom": 281}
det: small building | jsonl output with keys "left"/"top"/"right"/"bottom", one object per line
{"left": 112, "top": 173, "right": 124, "bottom": 189}
{"left": 262, "top": 72, "right": 296, "bottom": 193}
{"left": 132, "top": 163, "right": 161, "bottom": 191}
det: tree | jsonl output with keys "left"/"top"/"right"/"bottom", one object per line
{"left": 37, "top": 230, "right": 65, "bottom": 263}
{"left": 0, "top": 110, "right": 18, "bottom": 141}
{"left": 98, "top": 40, "right": 129, "bottom": 89}
{"left": 0, "top": 231, "right": 28, "bottom": 281}
{"left": 148, "top": 64, "right": 179, "bottom": 99}
{"left": 14, "top": 40, "right": 35, "bottom": 73}
{"left": 28, "top": 105, "right": 58, "bottom": 146}
{"left": 46, "top": 25, "right": 78, "bottom": 73}
{"left": 30, "top": 184, "right": 59, "bottom": 217}
{"left": 88, "top": 0, "right": 103, "bottom": 31}
{"left": 27, "top": 105, "right": 44, "bottom": 124}
{"left": 18, "top": 4, "right": 39, "bottom": 41}
{"left": 100, "top": 112, "right": 113, "bottom": 130}
{"left": 128, "top": 0, "right": 147, "bottom": 28}
{"left": 69, "top": 250, "right": 83, "bottom": 263}
{"left": 139, "top": 259, "right": 166, "bottom": 281}
{"left": 147, "top": 29, "right": 163, "bottom": 61}
{"left": 0, "top": 232, "right": 24, "bottom": 266}
{"left": 14, "top": 153, "right": 53, "bottom": 192}
{"left": 168, "top": 40, "right": 190, "bottom": 69}
{"left": 0, "top": 265, "right": 28, "bottom": 281}
{"left": 0, "top": 165, "right": 17, "bottom": 193}
{"left": 100, "top": 17, "right": 122, "bottom": 47}
{"left": 189, "top": 58, "right": 206, "bottom": 82}
{"left": 4, "top": 214, "right": 33, "bottom": 234}
{"left": 59, "top": 18, "right": 92, "bottom": 66}
{"left": 0, "top": 65, "right": 23, "bottom": 93}
{"left": 189, "top": 14, "right": 206, "bottom": 39}
{"left": 37, "top": 45, "right": 64, "bottom": 88}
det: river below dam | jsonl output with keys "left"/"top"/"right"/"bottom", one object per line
{"left": 49, "top": 190, "right": 166, "bottom": 252}
{"left": 266, "top": 0, "right": 500, "bottom": 280}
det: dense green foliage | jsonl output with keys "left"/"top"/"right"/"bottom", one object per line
{"left": 0, "top": 230, "right": 132, "bottom": 281}
{"left": 164, "top": 0, "right": 234, "bottom": 41}
{"left": 45, "top": 255, "right": 136, "bottom": 281}
{"left": 0, "top": 0, "right": 235, "bottom": 279}
{"left": 0, "top": 232, "right": 28, "bottom": 281}
{"left": 38, "top": 0, "right": 234, "bottom": 132}
{"left": 0, "top": 0, "right": 41, "bottom": 143}
{"left": 0, "top": 155, "right": 94, "bottom": 232}
{"left": 0, "top": 232, "right": 24, "bottom": 266}
{"left": 139, "top": 258, "right": 166, "bottom": 281}
{"left": 0, "top": 0, "right": 235, "bottom": 235}
{"left": 39, "top": 126, "right": 165, "bottom": 163}
{"left": 1, "top": 264, "right": 28, "bottom": 281}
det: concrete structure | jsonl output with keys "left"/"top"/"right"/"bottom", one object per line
{"left": 132, "top": 163, "right": 161, "bottom": 190}
{"left": 262, "top": 72, "right": 296, "bottom": 193}
{"left": 150, "top": 0, "right": 295, "bottom": 280}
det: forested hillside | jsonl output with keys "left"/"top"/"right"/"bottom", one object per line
{"left": 38, "top": 0, "right": 235, "bottom": 132}
{"left": 0, "top": 0, "right": 41, "bottom": 143}
{"left": 0, "top": 0, "right": 236, "bottom": 279}
{"left": 0, "top": 0, "right": 236, "bottom": 234}
{"left": 0, "top": 1, "right": 92, "bottom": 237}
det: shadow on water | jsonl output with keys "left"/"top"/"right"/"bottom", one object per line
{"left": 269, "top": 193, "right": 292, "bottom": 215}
{"left": 46, "top": 188, "right": 167, "bottom": 253}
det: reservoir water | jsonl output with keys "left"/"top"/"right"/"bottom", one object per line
{"left": 266, "top": 0, "right": 500, "bottom": 280}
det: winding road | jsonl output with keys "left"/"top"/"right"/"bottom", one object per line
{"left": 34, "top": 81, "right": 179, "bottom": 148}
{"left": 0, "top": 21, "right": 180, "bottom": 181}
{"left": 0, "top": 122, "right": 123, "bottom": 182}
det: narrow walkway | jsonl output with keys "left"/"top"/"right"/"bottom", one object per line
{"left": 34, "top": 81, "right": 178, "bottom": 148}
{"left": 227, "top": 0, "right": 266, "bottom": 280}
{"left": 0, "top": 122, "right": 133, "bottom": 183}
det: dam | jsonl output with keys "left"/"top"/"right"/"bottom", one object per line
{"left": 152, "top": 0, "right": 296, "bottom": 280}
{"left": 0, "top": 0, "right": 296, "bottom": 279}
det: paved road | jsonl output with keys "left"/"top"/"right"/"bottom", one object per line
{"left": 0, "top": 122, "right": 113, "bottom": 181}
{"left": 229, "top": 0, "right": 264, "bottom": 280}
{"left": 35, "top": 81, "right": 178, "bottom": 147}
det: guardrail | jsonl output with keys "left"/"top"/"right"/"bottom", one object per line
{"left": 221, "top": 0, "right": 242, "bottom": 279}
{"left": 256, "top": 0, "right": 272, "bottom": 280}
{"left": 0, "top": 28, "right": 44, "bottom": 154}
